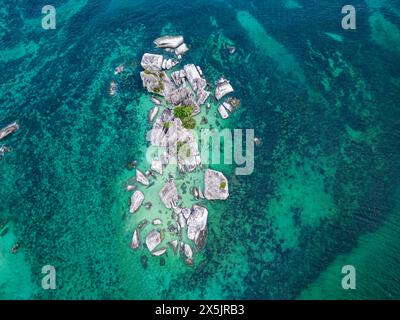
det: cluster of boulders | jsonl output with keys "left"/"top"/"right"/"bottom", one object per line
{"left": 127, "top": 36, "right": 234, "bottom": 267}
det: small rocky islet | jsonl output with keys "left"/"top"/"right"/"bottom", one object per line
{"left": 124, "top": 35, "right": 238, "bottom": 267}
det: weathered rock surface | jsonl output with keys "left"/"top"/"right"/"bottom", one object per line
{"left": 215, "top": 78, "right": 234, "bottom": 100}
{"left": 187, "top": 205, "right": 208, "bottom": 247}
{"left": 175, "top": 43, "right": 189, "bottom": 56}
{"left": 130, "top": 191, "right": 144, "bottom": 213}
{"left": 151, "top": 159, "right": 163, "bottom": 175}
{"left": 159, "top": 180, "right": 179, "bottom": 209}
{"left": 136, "top": 169, "right": 150, "bottom": 186}
{"left": 218, "top": 104, "right": 229, "bottom": 119}
{"left": 141, "top": 53, "right": 163, "bottom": 71}
{"left": 204, "top": 169, "right": 229, "bottom": 200}
{"left": 130, "top": 229, "right": 140, "bottom": 249}
{"left": 146, "top": 230, "right": 162, "bottom": 252}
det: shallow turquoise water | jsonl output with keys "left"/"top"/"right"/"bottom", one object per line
{"left": 1, "top": 0, "right": 400, "bottom": 299}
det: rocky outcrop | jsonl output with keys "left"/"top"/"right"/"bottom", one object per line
{"left": 154, "top": 35, "right": 184, "bottom": 49}
{"left": 141, "top": 53, "right": 163, "bottom": 72}
{"left": 130, "top": 191, "right": 144, "bottom": 213}
{"left": 215, "top": 78, "right": 234, "bottom": 100}
{"left": 204, "top": 169, "right": 229, "bottom": 200}
{"left": 159, "top": 180, "right": 179, "bottom": 209}
{"left": 187, "top": 205, "right": 208, "bottom": 247}
{"left": 146, "top": 230, "right": 162, "bottom": 252}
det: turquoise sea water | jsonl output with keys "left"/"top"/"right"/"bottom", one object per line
{"left": 1, "top": 0, "right": 400, "bottom": 299}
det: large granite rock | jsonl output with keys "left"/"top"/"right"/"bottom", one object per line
{"left": 187, "top": 205, "right": 208, "bottom": 247}
{"left": 159, "top": 180, "right": 179, "bottom": 209}
{"left": 141, "top": 53, "right": 163, "bottom": 72}
{"left": 154, "top": 35, "right": 184, "bottom": 49}
{"left": 204, "top": 169, "right": 229, "bottom": 200}
{"left": 130, "top": 191, "right": 144, "bottom": 213}
{"left": 184, "top": 64, "right": 206, "bottom": 92}
{"left": 146, "top": 230, "right": 162, "bottom": 252}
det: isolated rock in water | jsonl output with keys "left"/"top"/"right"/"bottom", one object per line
{"left": 146, "top": 230, "right": 162, "bottom": 252}
{"left": 154, "top": 35, "right": 184, "bottom": 49}
{"left": 149, "top": 107, "right": 159, "bottom": 122}
{"left": 217, "top": 104, "right": 229, "bottom": 119}
{"left": 141, "top": 53, "right": 163, "bottom": 71}
{"left": 130, "top": 191, "right": 145, "bottom": 213}
{"left": 152, "top": 219, "right": 162, "bottom": 225}
{"left": 151, "top": 159, "right": 163, "bottom": 175}
{"left": 168, "top": 240, "right": 179, "bottom": 254}
{"left": 130, "top": 229, "right": 140, "bottom": 249}
{"left": 159, "top": 180, "right": 179, "bottom": 209}
{"left": 215, "top": 78, "right": 234, "bottom": 100}
{"left": 204, "top": 169, "right": 229, "bottom": 200}
{"left": 152, "top": 247, "right": 167, "bottom": 256}
{"left": 187, "top": 205, "right": 208, "bottom": 246}
{"left": 0, "top": 122, "right": 19, "bottom": 141}
{"left": 175, "top": 43, "right": 189, "bottom": 56}
{"left": 184, "top": 243, "right": 193, "bottom": 259}
{"left": 136, "top": 169, "right": 150, "bottom": 186}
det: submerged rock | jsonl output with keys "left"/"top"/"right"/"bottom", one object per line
{"left": 141, "top": 255, "right": 148, "bottom": 269}
{"left": 146, "top": 230, "right": 162, "bottom": 252}
{"left": 159, "top": 180, "right": 179, "bottom": 209}
{"left": 204, "top": 169, "right": 229, "bottom": 200}
{"left": 187, "top": 205, "right": 208, "bottom": 247}
{"left": 129, "top": 191, "right": 144, "bottom": 213}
